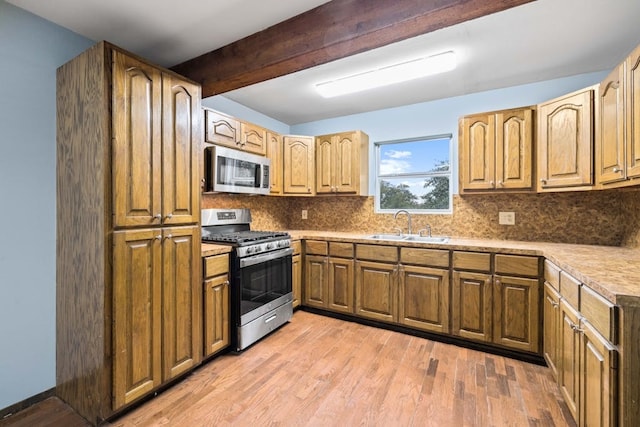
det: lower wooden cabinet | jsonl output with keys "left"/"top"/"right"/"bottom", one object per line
{"left": 292, "top": 253, "right": 302, "bottom": 308}
{"left": 203, "top": 253, "right": 230, "bottom": 359}
{"left": 492, "top": 275, "right": 539, "bottom": 353}
{"left": 304, "top": 254, "right": 328, "bottom": 308}
{"left": 113, "top": 226, "right": 201, "bottom": 409}
{"left": 543, "top": 281, "right": 561, "bottom": 380}
{"left": 328, "top": 257, "right": 354, "bottom": 313}
{"left": 354, "top": 260, "right": 397, "bottom": 322}
{"left": 452, "top": 271, "right": 492, "bottom": 342}
{"left": 398, "top": 265, "right": 450, "bottom": 334}
{"left": 559, "top": 299, "right": 581, "bottom": 421}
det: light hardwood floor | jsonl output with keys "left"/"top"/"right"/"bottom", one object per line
{"left": 110, "top": 311, "right": 574, "bottom": 427}
{"left": 1, "top": 311, "right": 575, "bottom": 426}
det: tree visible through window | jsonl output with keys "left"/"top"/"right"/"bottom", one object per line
{"left": 375, "top": 136, "right": 452, "bottom": 213}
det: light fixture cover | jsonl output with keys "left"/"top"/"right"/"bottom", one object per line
{"left": 315, "top": 51, "right": 456, "bottom": 98}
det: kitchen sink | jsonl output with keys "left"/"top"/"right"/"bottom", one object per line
{"left": 364, "top": 234, "right": 449, "bottom": 243}
{"left": 365, "top": 233, "right": 407, "bottom": 241}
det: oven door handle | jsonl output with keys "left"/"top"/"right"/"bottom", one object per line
{"left": 239, "top": 247, "right": 293, "bottom": 268}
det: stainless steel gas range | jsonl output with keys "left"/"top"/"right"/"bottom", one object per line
{"left": 202, "top": 209, "right": 293, "bottom": 351}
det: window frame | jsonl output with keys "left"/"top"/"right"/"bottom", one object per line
{"left": 374, "top": 134, "right": 453, "bottom": 215}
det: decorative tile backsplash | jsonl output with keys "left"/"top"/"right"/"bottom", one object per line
{"left": 202, "top": 189, "right": 640, "bottom": 247}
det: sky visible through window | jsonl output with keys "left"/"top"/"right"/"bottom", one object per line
{"left": 378, "top": 137, "right": 450, "bottom": 200}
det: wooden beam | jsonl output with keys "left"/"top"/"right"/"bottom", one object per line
{"left": 171, "top": 0, "right": 535, "bottom": 97}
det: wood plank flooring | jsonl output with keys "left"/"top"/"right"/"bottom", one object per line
{"left": 1, "top": 311, "right": 576, "bottom": 426}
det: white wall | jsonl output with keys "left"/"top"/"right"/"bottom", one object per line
{"left": 0, "top": 0, "right": 93, "bottom": 410}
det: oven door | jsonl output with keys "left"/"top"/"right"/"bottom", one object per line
{"left": 233, "top": 247, "right": 293, "bottom": 326}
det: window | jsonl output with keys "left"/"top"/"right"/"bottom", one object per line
{"left": 375, "top": 135, "right": 452, "bottom": 213}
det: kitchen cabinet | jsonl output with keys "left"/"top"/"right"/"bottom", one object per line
{"left": 459, "top": 107, "right": 534, "bottom": 193}
{"left": 315, "top": 130, "right": 369, "bottom": 195}
{"left": 267, "top": 131, "right": 284, "bottom": 195}
{"left": 56, "top": 42, "right": 202, "bottom": 423}
{"left": 304, "top": 240, "right": 354, "bottom": 314}
{"left": 543, "top": 260, "right": 562, "bottom": 381}
{"left": 451, "top": 252, "right": 540, "bottom": 353}
{"left": 283, "top": 135, "right": 315, "bottom": 195}
{"left": 291, "top": 240, "right": 302, "bottom": 308}
{"left": 596, "top": 44, "right": 640, "bottom": 187}
{"left": 547, "top": 265, "right": 618, "bottom": 427}
{"left": 203, "top": 253, "right": 230, "bottom": 358}
{"left": 204, "top": 108, "right": 266, "bottom": 156}
{"left": 398, "top": 248, "right": 450, "bottom": 334}
{"left": 355, "top": 244, "right": 399, "bottom": 323}
{"left": 537, "top": 87, "right": 595, "bottom": 191}
{"left": 597, "top": 64, "right": 626, "bottom": 185}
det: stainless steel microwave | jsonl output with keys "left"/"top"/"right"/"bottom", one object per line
{"left": 205, "top": 145, "right": 270, "bottom": 195}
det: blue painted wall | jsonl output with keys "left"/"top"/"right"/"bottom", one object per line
{"left": 0, "top": 0, "right": 94, "bottom": 410}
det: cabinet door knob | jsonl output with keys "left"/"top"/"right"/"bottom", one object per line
{"left": 498, "top": 180, "right": 503, "bottom": 186}
{"left": 166, "top": 213, "right": 173, "bottom": 219}
{"left": 155, "top": 235, "right": 162, "bottom": 240}
{"left": 166, "top": 234, "right": 172, "bottom": 240}
{"left": 613, "top": 167, "right": 621, "bottom": 173}
{"left": 540, "top": 179, "right": 547, "bottom": 184}
{"left": 154, "top": 214, "right": 162, "bottom": 220}
{"left": 489, "top": 180, "right": 495, "bottom": 187}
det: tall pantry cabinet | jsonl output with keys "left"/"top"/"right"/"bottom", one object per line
{"left": 56, "top": 42, "right": 202, "bottom": 424}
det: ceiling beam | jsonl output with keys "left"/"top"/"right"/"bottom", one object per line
{"left": 171, "top": 0, "right": 535, "bottom": 98}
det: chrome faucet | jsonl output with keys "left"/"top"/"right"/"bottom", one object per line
{"left": 394, "top": 209, "right": 412, "bottom": 235}
{"left": 418, "top": 225, "right": 432, "bottom": 238}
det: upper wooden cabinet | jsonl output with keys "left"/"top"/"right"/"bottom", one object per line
{"left": 537, "top": 87, "right": 595, "bottom": 191}
{"left": 459, "top": 107, "right": 535, "bottom": 193}
{"left": 596, "top": 44, "right": 640, "bottom": 187}
{"left": 266, "top": 131, "right": 283, "bottom": 195}
{"left": 315, "top": 130, "right": 369, "bottom": 195}
{"left": 283, "top": 135, "right": 315, "bottom": 195}
{"left": 204, "top": 108, "right": 266, "bottom": 155}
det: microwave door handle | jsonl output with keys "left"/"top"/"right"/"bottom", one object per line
{"left": 254, "top": 164, "right": 261, "bottom": 188}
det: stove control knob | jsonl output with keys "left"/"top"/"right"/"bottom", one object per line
{"left": 246, "top": 247, "right": 253, "bottom": 254}
{"left": 266, "top": 243, "right": 273, "bottom": 250}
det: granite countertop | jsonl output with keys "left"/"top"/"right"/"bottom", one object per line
{"left": 286, "top": 230, "right": 640, "bottom": 306}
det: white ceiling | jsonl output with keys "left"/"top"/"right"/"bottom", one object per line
{"left": 9, "top": 0, "right": 640, "bottom": 125}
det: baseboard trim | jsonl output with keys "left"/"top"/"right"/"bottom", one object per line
{"left": 0, "top": 387, "right": 56, "bottom": 421}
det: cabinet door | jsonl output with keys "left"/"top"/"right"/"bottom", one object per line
{"left": 597, "top": 64, "right": 626, "bottom": 184}
{"left": 283, "top": 135, "right": 315, "bottom": 195}
{"left": 495, "top": 108, "right": 534, "bottom": 190}
{"left": 626, "top": 45, "right": 640, "bottom": 179}
{"left": 328, "top": 257, "right": 354, "bottom": 314}
{"left": 355, "top": 261, "right": 397, "bottom": 323}
{"left": 492, "top": 275, "right": 540, "bottom": 353}
{"left": 240, "top": 122, "right": 267, "bottom": 155}
{"left": 304, "top": 255, "right": 327, "bottom": 308}
{"left": 580, "top": 320, "right": 617, "bottom": 427}
{"left": 112, "top": 51, "right": 162, "bottom": 228}
{"left": 543, "top": 282, "right": 561, "bottom": 381}
{"left": 161, "top": 73, "right": 200, "bottom": 225}
{"left": 204, "top": 274, "right": 230, "bottom": 357}
{"left": 452, "top": 271, "right": 492, "bottom": 342}
{"left": 291, "top": 254, "right": 302, "bottom": 308}
{"left": 398, "top": 265, "right": 450, "bottom": 334}
{"left": 333, "top": 132, "right": 359, "bottom": 193}
{"left": 559, "top": 299, "right": 581, "bottom": 423}
{"left": 537, "top": 89, "right": 594, "bottom": 190}
{"left": 267, "top": 132, "right": 283, "bottom": 195}
{"left": 315, "top": 134, "right": 334, "bottom": 194}
{"left": 459, "top": 113, "right": 496, "bottom": 191}
{"left": 204, "top": 109, "right": 240, "bottom": 146}
{"left": 112, "top": 229, "right": 162, "bottom": 409}
{"left": 162, "top": 226, "right": 202, "bottom": 380}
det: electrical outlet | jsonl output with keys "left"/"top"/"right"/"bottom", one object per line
{"left": 499, "top": 211, "right": 515, "bottom": 225}
{"left": 301, "top": 209, "right": 308, "bottom": 220}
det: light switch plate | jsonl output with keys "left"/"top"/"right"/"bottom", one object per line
{"left": 499, "top": 211, "right": 515, "bottom": 225}
{"left": 301, "top": 209, "right": 308, "bottom": 219}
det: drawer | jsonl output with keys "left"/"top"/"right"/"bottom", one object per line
{"left": 203, "top": 253, "right": 229, "bottom": 279}
{"left": 544, "top": 260, "right": 561, "bottom": 291}
{"left": 495, "top": 254, "right": 539, "bottom": 277}
{"left": 291, "top": 240, "right": 302, "bottom": 255}
{"left": 305, "top": 240, "right": 328, "bottom": 255}
{"left": 560, "top": 271, "right": 580, "bottom": 309}
{"left": 329, "top": 241, "right": 353, "bottom": 258}
{"left": 355, "top": 244, "right": 398, "bottom": 263}
{"left": 452, "top": 251, "right": 491, "bottom": 272}
{"left": 400, "top": 248, "right": 449, "bottom": 268}
{"left": 581, "top": 285, "right": 618, "bottom": 344}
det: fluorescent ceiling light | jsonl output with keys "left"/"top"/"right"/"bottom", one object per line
{"left": 315, "top": 51, "right": 456, "bottom": 98}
